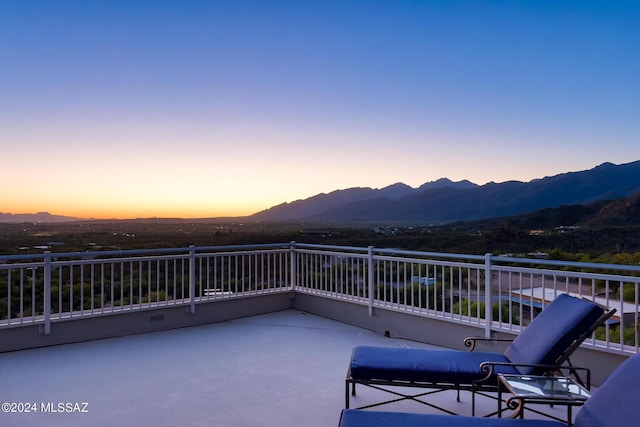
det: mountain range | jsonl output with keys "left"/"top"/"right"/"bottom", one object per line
{"left": 251, "top": 160, "right": 640, "bottom": 224}
{"left": 2, "top": 161, "right": 640, "bottom": 225}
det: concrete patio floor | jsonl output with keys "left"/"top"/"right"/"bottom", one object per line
{"left": 0, "top": 309, "right": 578, "bottom": 427}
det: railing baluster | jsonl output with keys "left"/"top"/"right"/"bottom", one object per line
{"left": 484, "top": 253, "right": 492, "bottom": 338}
{"left": 367, "top": 246, "right": 374, "bottom": 315}
{"left": 43, "top": 252, "right": 51, "bottom": 335}
{"left": 188, "top": 245, "right": 195, "bottom": 314}
{"left": 7, "top": 269, "right": 11, "bottom": 324}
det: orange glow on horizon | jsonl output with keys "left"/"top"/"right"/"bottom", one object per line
{"left": 2, "top": 199, "right": 261, "bottom": 221}
{"left": 64, "top": 208, "right": 256, "bottom": 220}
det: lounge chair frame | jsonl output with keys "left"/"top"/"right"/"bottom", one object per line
{"left": 345, "top": 300, "right": 614, "bottom": 416}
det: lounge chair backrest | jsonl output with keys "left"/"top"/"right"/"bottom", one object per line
{"left": 503, "top": 293, "right": 604, "bottom": 375}
{"left": 574, "top": 353, "right": 640, "bottom": 427}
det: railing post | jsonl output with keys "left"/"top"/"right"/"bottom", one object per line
{"left": 43, "top": 251, "right": 51, "bottom": 335}
{"left": 368, "top": 246, "right": 374, "bottom": 316}
{"left": 484, "top": 253, "right": 493, "bottom": 338}
{"left": 290, "top": 242, "right": 297, "bottom": 290}
{"left": 188, "top": 245, "right": 196, "bottom": 314}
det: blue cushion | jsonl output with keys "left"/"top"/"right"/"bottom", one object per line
{"left": 504, "top": 294, "right": 604, "bottom": 375}
{"left": 350, "top": 347, "right": 519, "bottom": 384}
{"left": 574, "top": 353, "right": 640, "bottom": 427}
{"left": 338, "top": 409, "right": 563, "bottom": 427}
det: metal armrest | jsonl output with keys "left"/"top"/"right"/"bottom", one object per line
{"left": 464, "top": 336, "right": 514, "bottom": 352}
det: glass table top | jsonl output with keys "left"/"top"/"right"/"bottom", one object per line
{"left": 499, "top": 374, "right": 591, "bottom": 400}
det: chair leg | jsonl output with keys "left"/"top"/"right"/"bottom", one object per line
{"left": 472, "top": 385, "right": 476, "bottom": 416}
{"left": 351, "top": 382, "right": 356, "bottom": 396}
{"left": 345, "top": 381, "right": 350, "bottom": 408}
{"left": 457, "top": 385, "right": 461, "bottom": 402}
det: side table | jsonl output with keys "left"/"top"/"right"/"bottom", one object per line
{"left": 498, "top": 374, "right": 590, "bottom": 426}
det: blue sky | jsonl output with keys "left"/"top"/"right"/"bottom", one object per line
{"left": 1, "top": 1, "right": 638, "bottom": 218}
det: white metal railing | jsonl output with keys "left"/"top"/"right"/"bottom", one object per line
{"left": 0, "top": 244, "right": 293, "bottom": 333}
{"left": 291, "top": 243, "right": 640, "bottom": 355}
{"left": 2, "top": 242, "right": 640, "bottom": 355}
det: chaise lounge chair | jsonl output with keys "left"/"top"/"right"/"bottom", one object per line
{"left": 346, "top": 294, "right": 613, "bottom": 415}
{"left": 339, "top": 351, "right": 640, "bottom": 427}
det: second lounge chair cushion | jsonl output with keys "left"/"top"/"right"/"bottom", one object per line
{"left": 573, "top": 353, "right": 640, "bottom": 427}
{"left": 338, "top": 409, "right": 563, "bottom": 427}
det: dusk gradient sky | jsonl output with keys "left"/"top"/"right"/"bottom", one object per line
{"left": 2, "top": 1, "right": 639, "bottom": 219}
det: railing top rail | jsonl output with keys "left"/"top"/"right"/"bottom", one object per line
{"left": 195, "top": 248, "right": 291, "bottom": 258}
{"left": 495, "top": 264, "right": 640, "bottom": 283}
{"left": 491, "top": 255, "right": 640, "bottom": 274}
{"left": 194, "top": 243, "right": 291, "bottom": 253}
{"left": 0, "top": 247, "right": 193, "bottom": 261}
{"left": 293, "top": 243, "right": 487, "bottom": 262}
{"left": 0, "top": 253, "right": 50, "bottom": 262}
{"left": 292, "top": 242, "right": 368, "bottom": 253}
{"left": 2, "top": 242, "right": 640, "bottom": 274}
{"left": 0, "top": 243, "right": 292, "bottom": 263}
{"left": 374, "top": 248, "right": 487, "bottom": 262}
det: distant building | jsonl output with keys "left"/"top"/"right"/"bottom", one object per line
{"left": 412, "top": 276, "right": 436, "bottom": 286}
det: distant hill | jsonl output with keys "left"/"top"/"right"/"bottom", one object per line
{"left": 450, "top": 196, "right": 631, "bottom": 230}
{"left": 0, "top": 212, "right": 81, "bottom": 223}
{"left": 251, "top": 161, "right": 640, "bottom": 224}
{"left": 578, "top": 192, "right": 640, "bottom": 227}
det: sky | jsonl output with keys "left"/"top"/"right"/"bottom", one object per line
{"left": 1, "top": 1, "right": 639, "bottom": 219}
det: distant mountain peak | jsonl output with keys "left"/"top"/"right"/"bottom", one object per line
{"left": 382, "top": 182, "right": 413, "bottom": 190}
{"left": 379, "top": 183, "right": 415, "bottom": 201}
{"left": 594, "top": 161, "right": 617, "bottom": 169}
{"left": 418, "top": 178, "right": 478, "bottom": 192}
